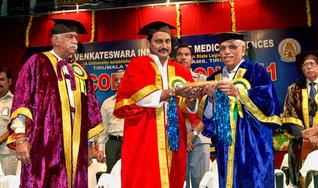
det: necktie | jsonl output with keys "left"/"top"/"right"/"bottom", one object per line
{"left": 309, "top": 82, "right": 316, "bottom": 100}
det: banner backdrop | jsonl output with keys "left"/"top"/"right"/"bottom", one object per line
{"left": 180, "top": 26, "right": 317, "bottom": 111}
{"left": 26, "top": 26, "right": 316, "bottom": 151}
{"left": 27, "top": 26, "right": 316, "bottom": 109}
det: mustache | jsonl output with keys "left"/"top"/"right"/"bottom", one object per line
{"left": 222, "top": 55, "right": 233, "bottom": 59}
{"left": 159, "top": 48, "right": 169, "bottom": 53}
{"left": 67, "top": 44, "right": 78, "bottom": 50}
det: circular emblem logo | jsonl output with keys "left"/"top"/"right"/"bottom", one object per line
{"left": 278, "top": 38, "right": 301, "bottom": 62}
{"left": 170, "top": 76, "right": 187, "bottom": 89}
{"left": 71, "top": 64, "right": 87, "bottom": 80}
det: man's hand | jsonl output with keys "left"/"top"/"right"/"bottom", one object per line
{"left": 186, "top": 132, "right": 195, "bottom": 152}
{"left": 96, "top": 150, "right": 106, "bottom": 163}
{"left": 16, "top": 140, "right": 30, "bottom": 165}
{"left": 307, "top": 135, "right": 318, "bottom": 148}
{"left": 179, "top": 87, "right": 201, "bottom": 111}
{"left": 203, "top": 81, "right": 217, "bottom": 102}
{"left": 302, "top": 126, "right": 318, "bottom": 140}
{"left": 160, "top": 89, "right": 172, "bottom": 102}
{"left": 175, "top": 86, "right": 196, "bottom": 99}
{"left": 217, "top": 80, "right": 239, "bottom": 97}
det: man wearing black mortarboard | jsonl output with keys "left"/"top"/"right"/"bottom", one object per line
{"left": 200, "top": 32, "right": 281, "bottom": 188}
{"left": 113, "top": 21, "right": 200, "bottom": 188}
{"left": 6, "top": 18, "right": 104, "bottom": 188}
{"left": 281, "top": 50, "right": 318, "bottom": 187}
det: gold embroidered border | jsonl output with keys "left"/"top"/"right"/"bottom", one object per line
{"left": 232, "top": 77, "right": 251, "bottom": 90}
{"left": 10, "top": 107, "right": 33, "bottom": 121}
{"left": 156, "top": 63, "right": 170, "bottom": 188}
{"left": 6, "top": 135, "right": 15, "bottom": 145}
{"left": 72, "top": 77, "right": 82, "bottom": 183}
{"left": 282, "top": 117, "right": 304, "bottom": 128}
{"left": 302, "top": 89, "right": 310, "bottom": 129}
{"left": 88, "top": 123, "right": 104, "bottom": 139}
{"left": 215, "top": 73, "right": 222, "bottom": 81}
{"left": 239, "top": 88, "right": 282, "bottom": 125}
{"left": 197, "top": 95, "right": 207, "bottom": 119}
{"left": 234, "top": 68, "right": 247, "bottom": 79}
{"left": 226, "top": 99, "right": 237, "bottom": 187}
{"left": 314, "top": 95, "right": 318, "bottom": 127}
{"left": 114, "top": 85, "right": 158, "bottom": 110}
{"left": 43, "top": 52, "right": 72, "bottom": 188}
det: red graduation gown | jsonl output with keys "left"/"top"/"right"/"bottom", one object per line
{"left": 114, "top": 56, "right": 196, "bottom": 188}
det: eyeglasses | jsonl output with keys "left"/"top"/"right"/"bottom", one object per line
{"left": 219, "top": 44, "right": 241, "bottom": 51}
{"left": 302, "top": 62, "right": 318, "bottom": 68}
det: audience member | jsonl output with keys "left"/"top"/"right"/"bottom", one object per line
{"left": 282, "top": 50, "right": 318, "bottom": 186}
{"left": 175, "top": 44, "right": 210, "bottom": 188}
{"left": 0, "top": 67, "right": 18, "bottom": 175}
{"left": 96, "top": 69, "right": 125, "bottom": 173}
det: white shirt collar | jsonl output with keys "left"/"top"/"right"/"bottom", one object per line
{"left": 50, "top": 50, "right": 63, "bottom": 61}
{"left": 148, "top": 53, "right": 168, "bottom": 68}
{"left": 222, "top": 59, "right": 244, "bottom": 80}
{"left": 0, "top": 90, "right": 13, "bottom": 100}
{"left": 306, "top": 78, "right": 318, "bottom": 85}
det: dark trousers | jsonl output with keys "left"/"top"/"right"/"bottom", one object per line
{"left": 105, "top": 138, "right": 122, "bottom": 173}
{"left": 288, "top": 138, "right": 303, "bottom": 186}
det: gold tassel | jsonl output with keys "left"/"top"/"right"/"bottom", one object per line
{"left": 176, "top": 3, "right": 181, "bottom": 39}
{"left": 25, "top": 15, "right": 33, "bottom": 47}
{"left": 230, "top": 0, "right": 236, "bottom": 32}
{"left": 90, "top": 10, "right": 95, "bottom": 42}
{"left": 306, "top": 0, "right": 312, "bottom": 27}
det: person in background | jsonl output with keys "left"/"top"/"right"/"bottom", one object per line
{"left": 281, "top": 50, "right": 318, "bottom": 187}
{"left": 113, "top": 21, "right": 200, "bottom": 188}
{"left": 6, "top": 19, "right": 103, "bottom": 188}
{"left": 0, "top": 67, "right": 18, "bottom": 175}
{"left": 96, "top": 69, "right": 125, "bottom": 173}
{"left": 175, "top": 44, "right": 211, "bottom": 188}
{"left": 201, "top": 32, "right": 281, "bottom": 188}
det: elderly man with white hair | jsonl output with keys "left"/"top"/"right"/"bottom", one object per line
{"left": 201, "top": 32, "right": 281, "bottom": 188}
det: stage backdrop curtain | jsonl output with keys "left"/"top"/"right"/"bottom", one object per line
{"left": 0, "top": 0, "right": 317, "bottom": 93}
{"left": 235, "top": 0, "right": 307, "bottom": 31}
{"left": 27, "top": 0, "right": 312, "bottom": 45}
{"left": 95, "top": 5, "right": 177, "bottom": 42}
{"left": 0, "top": 16, "right": 28, "bottom": 89}
{"left": 29, "top": 12, "right": 92, "bottom": 47}
{"left": 179, "top": 3, "right": 231, "bottom": 36}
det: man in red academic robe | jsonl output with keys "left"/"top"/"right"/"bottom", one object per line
{"left": 113, "top": 21, "right": 200, "bottom": 188}
{"left": 6, "top": 19, "right": 104, "bottom": 188}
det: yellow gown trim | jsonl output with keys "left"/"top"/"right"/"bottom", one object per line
{"left": 151, "top": 61, "right": 169, "bottom": 188}
{"left": 114, "top": 85, "right": 158, "bottom": 110}
{"left": 7, "top": 107, "right": 33, "bottom": 145}
{"left": 44, "top": 51, "right": 81, "bottom": 188}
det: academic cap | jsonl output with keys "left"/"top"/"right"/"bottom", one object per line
{"left": 137, "top": 21, "right": 176, "bottom": 37}
{"left": 296, "top": 50, "right": 318, "bottom": 67}
{"left": 51, "top": 18, "right": 87, "bottom": 35}
{"left": 217, "top": 32, "right": 247, "bottom": 43}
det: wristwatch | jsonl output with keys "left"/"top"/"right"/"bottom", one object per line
{"left": 192, "top": 129, "right": 198, "bottom": 136}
